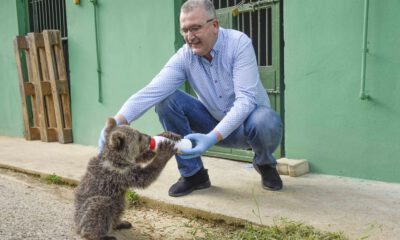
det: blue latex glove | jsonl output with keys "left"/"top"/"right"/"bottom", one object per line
{"left": 179, "top": 132, "right": 218, "bottom": 159}
{"left": 98, "top": 127, "right": 107, "bottom": 153}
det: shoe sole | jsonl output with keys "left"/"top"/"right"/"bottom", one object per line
{"left": 169, "top": 180, "right": 211, "bottom": 197}
{"left": 262, "top": 183, "right": 282, "bottom": 191}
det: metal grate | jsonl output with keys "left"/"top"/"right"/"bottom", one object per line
{"left": 28, "top": 0, "right": 68, "bottom": 39}
{"left": 27, "top": 0, "right": 70, "bottom": 92}
{"left": 211, "top": 0, "right": 272, "bottom": 66}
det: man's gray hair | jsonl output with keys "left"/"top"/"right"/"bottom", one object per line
{"left": 181, "top": 0, "right": 217, "bottom": 19}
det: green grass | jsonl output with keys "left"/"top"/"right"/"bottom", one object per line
{"left": 186, "top": 218, "right": 348, "bottom": 240}
{"left": 42, "top": 173, "right": 63, "bottom": 185}
{"left": 126, "top": 190, "right": 140, "bottom": 205}
{"left": 233, "top": 219, "right": 348, "bottom": 240}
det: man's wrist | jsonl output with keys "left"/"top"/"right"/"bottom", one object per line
{"left": 114, "top": 114, "right": 128, "bottom": 125}
{"left": 209, "top": 130, "right": 223, "bottom": 142}
{"left": 215, "top": 131, "right": 223, "bottom": 141}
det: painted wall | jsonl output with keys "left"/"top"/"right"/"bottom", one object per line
{"left": 66, "top": 0, "right": 177, "bottom": 145}
{"left": 1, "top": 0, "right": 399, "bottom": 183}
{"left": 0, "top": 0, "right": 177, "bottom": 144}
{"left": 284, "top": 0, "right": 400, "bottom": 182}
{"left": 0, "top": 0, "right": 24, "bottom": 137}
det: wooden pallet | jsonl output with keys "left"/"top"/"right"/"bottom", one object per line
{"left": 13, "top": 36, "right": 41, "bottom": 140}
{"left": 42, "top": 30, "right": 72, "bottom": 143}
{"left": 13, "top": 30, "right": 72, "bottom": 143}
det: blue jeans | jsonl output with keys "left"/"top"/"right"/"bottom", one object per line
{"left": 155, "top": 90, "right": 282, "bottom": 177}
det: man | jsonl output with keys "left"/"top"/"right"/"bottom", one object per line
{"left": 99, "top": 0, "right": 283, "bottom": 197}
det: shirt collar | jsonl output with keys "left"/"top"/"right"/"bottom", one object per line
{"left": 192, "top": 27, "right": 224, "bottom": 62}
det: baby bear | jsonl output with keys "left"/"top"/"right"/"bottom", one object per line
{"left": 74, "top": 117, "right": 180, "bottom": 240}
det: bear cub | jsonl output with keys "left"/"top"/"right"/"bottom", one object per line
{"left": 74, "top": 117, "right": 180, "bottom": 240}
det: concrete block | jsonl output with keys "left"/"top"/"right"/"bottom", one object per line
{"left": 277, "top": 158, "right": 309, "bottom": 177}
{"left": 276, "top": 161, "right": 289, "bottom": 175}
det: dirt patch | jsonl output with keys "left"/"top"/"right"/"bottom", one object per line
{"left": 0, "top": 168, "right": 238, "bottom": 240}
{"left": 118, "top": 204, "right": 238, "bottom": 240}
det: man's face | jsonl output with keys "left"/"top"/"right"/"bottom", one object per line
{"left": 180, "top": 8, "right": 218, "bottom": 57}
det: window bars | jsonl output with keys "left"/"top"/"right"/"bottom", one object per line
{"left": 28, "top": 0, "right": 68, "bottom": 40}
{"left": 211, "top": 0, "right": 274, "bottom": 66}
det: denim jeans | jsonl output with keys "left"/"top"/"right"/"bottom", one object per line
{"left": 155, "top": 90, "right": 282, "bottom": 177}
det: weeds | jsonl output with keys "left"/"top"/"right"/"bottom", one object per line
{"left": 42, "top": 174, "right": 62, "bottom": 185}
{"left": 233, "top": 219, "right": 348, "bottom": 240}
{"left": 357, "top": 223, "right": 382, "bottom": 240}
{"left": 126, "top": 190, "right": 140, "bottom": 205}
{"left": 251, "top": 189, "right": 263, "bottom": 225}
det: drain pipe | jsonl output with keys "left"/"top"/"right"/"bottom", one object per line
{"left": 360, "top": 0, "right": 370, "bottom": 100}
{"left": 90, "top": 0, "right": 103, "bottom": 103}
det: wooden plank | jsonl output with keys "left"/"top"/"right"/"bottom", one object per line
{"left": 43, "top": 30, "right": 73, "bottom": 143}
{"left": 57, "top": 81, "right": 68, "bottom": 95}
{"left": 23, "top": 82, "right": 35, "bottom": 96}
{"left": 29, "top": 127, "right": 41, "bottom": 140}
{"left": 40, "top": 82, "right": 52, "bottom": 96}
{"left": 46, "top": 128, "right": 59, "bottom": 142}
{"left": 54, "top": 39, "right": 72, "bottom": 129}
{"left": 28, "top": 32, "right": 56, "bottom": 142}
{"left": 24, "top": 43, "right": 40, "bottom": 128}
{"left": 13, "top": 36, "right": 41, "bottom": 141}
{"left": 39, "top": 45, "right": 57, "bottom": 128}
{"left": 62, "top": 129, "right": 73, "bottom": 143}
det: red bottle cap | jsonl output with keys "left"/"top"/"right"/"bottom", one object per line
{"left": 149, "top": 137, "right": 156, "bottom": 151}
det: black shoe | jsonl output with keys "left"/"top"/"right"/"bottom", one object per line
{"left": 256, "top": 164, "right": 283, "bottom": 191}
{"left": 169, "top": 168, "right": 211, "bottom": 197}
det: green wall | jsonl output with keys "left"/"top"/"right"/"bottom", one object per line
{"left": 0, "top": 0, "right": 24, "bottom": 137}
{"left": 1, "top": 0, "right": 399, "bottom": 183}
{"left": 284, "top": 0, "right": 400, "bottom": 182}
{"left": 66, "top": 0, "right": 177, "bottom": 145}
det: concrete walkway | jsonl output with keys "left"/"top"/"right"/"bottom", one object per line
{"left": 0, "top": 136, "right": 399, "bottom": 240}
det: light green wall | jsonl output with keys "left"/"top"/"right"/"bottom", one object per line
{"left": 0, "top": 0, "right": 24, "bottom": 137}
{"left": 284, "top": 0, "right": 400, "bottom": 182}
{"left": 66, "top": 0, "right": 177, "bottom": 145}
{"left": 1, "top": 0, "right": 399, "bottom": 183}
{"left": 0, "top": 0, "right": 178, "bottom": 144}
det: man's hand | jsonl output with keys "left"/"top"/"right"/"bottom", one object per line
{"left": 98, "top": 127, "right": 107, "bottom": 153}
{"left": 179, "top": 131, "right": 219, "bottom": 159}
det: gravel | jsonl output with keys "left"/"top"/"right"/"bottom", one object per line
{"left": 0, "top": 170, "right": 79, "bottom": 240}
{"left": 0, "top": 169, "right": 236, "bottom": 240}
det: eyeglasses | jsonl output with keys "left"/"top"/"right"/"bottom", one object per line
{"left": 180, "top": 18, "right": 215, "bottom": 36}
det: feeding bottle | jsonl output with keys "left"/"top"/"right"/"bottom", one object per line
{"left": 149, "top": 136, "right": 193, "bottom": 154}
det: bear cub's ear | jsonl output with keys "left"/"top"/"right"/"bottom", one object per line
{"left": 109, "top": 131, "right": 126, "bottom": 150}
{"left": 106, "top": 117, "right": 116, "bottom": 130}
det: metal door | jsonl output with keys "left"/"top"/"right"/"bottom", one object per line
{"left": 204, "top": 0, "right": 284, "bottom": 162}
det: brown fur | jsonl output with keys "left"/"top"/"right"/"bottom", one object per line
{"left": 74, "top": 118, "right": 180, "bottom": 240}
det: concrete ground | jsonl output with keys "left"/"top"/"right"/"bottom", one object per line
{"left": 0, "top": 136, "right": 399, "bottom": 240}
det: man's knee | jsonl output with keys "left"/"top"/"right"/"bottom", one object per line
{"left": 246, "top": 107, "right": 282, "bottom": 138}
{"left": 155, "top": 90, "right": 181, "bottom": 115}
{"left": 155, "top": 98, "right": 169, "bottom": 115}
{"left": 249, "top": 107, "right": 281, "bottom": 126}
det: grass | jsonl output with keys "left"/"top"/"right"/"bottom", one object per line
{"left": 228, "top": 190, "right": 349, "bottom": 240}
{"left": 42, "top": 173, "right": 63, "bottom": 185}
{"left": 233, "top": 219, "right": 348, "bottom": 240}
{"left": 126, "top": 190, "right": 140, "bottom": 205}
{"left": 185, "top": 218, "right": 348, "bottom": 240}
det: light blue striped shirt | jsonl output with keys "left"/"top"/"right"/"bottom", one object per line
{"left": 118, "top": 27, "right": 270, "bottom": 139}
